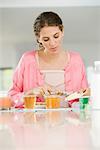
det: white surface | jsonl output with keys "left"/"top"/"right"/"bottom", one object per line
{"left": 0, "top": 109, "right": 100, "bottom": 150}
{"left": 91, "top": 111, "right": 100, "bottom": 148}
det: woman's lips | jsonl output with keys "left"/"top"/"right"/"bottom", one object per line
{"left": 50, "top": 47, "right": 57, "bottom": 51}
{"left": 51, "top": 47, "right": 57, "bottom": 49}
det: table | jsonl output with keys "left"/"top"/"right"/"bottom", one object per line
{"left": 0, "top": 108, "right": 100, "bottom": 150}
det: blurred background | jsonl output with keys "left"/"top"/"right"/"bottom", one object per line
{"left": 0, "top": 0, "right": 100, "bottom": 90}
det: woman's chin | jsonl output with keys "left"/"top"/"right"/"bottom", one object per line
{"left": 49, "top": 48, "right": 59, "bottom": 54}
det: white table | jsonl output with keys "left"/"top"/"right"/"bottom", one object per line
{"left": 0, "top": 108, "right": 100, "bottom": 150}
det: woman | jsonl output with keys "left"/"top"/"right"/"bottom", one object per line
{"left": 8, "top": 11, "right": 90, "bottom": 107}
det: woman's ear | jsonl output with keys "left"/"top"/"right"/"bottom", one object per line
{"left": 37, "top": 37, "right": 42, "bottom": 43}
{"left": 37, "top": 37, "right": 40, "bottom": 43}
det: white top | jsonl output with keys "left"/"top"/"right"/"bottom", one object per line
{"left": 36, "top": 52, "right": 65, "bottom": 91}
{"left": 41, "top": 70, "right": 65, "bottom": 91}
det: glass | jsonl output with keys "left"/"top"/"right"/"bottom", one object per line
{"left": 45, "top": 95, "right": 60, "bottom": 109}
{"left": 0, "top": 91, "right": 11, "bottom": 110}
{"left": 23, "top": 95, "right": 36, "bottom": 109}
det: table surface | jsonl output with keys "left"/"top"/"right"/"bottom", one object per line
{"left": 0, "top": 108, "right": 100, "bottom": 150}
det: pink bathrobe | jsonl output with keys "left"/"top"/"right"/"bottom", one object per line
{"left": 8, "top": 50, "right": 88, "bottom": 107}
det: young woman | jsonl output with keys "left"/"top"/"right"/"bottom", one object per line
{"left": 8, "top": 11, "right": 90, "bottom": 107}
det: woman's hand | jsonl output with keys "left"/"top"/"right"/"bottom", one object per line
{"left": 24, "top": 83, "right": 54, "bottom": 96}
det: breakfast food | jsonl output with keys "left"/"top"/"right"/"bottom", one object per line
{"left": 65, "top": 92, "right": 82, "bottom": 101}
{"left": 24, "top": 86, "right": 85, "bottom": 109}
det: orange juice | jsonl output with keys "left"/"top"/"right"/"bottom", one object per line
{"left": 0, "top": 97, "right": 12, "bottom": 109}
{"left": 45, "top": 95, "right": 60, "bottom": 109}
{"left": 24, "top": 95, "right": 36, "bottom": 109}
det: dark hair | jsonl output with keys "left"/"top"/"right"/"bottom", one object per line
{"left": 33, "top": 11, "right": 63, "bottom": 38}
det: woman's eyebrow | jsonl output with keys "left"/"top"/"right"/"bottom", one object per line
{"left": 54, "top": 32, "right": 59, "bottom": 35}
{"left": 42, "top": 32, "right": 59, "bottom": 38}
{"left": 43, "top": 36, "right": 49, "bottom": 39}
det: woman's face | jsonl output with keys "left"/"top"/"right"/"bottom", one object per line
{"left": 38, "top": 26, "right": 64, "bottom": 54}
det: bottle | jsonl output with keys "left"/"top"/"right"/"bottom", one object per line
{"left": 90, "top": 61, "right": 100, "bottom": 109}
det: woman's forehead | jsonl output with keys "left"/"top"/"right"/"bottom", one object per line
{"left": 40, "top": 26, "right": 61, "bottom": 36}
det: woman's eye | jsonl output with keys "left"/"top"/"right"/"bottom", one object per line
{"left": 43, "top": 38, "right": 49, "bottom": 42}
{"left": 54, "top": 34, "right": 59, "bottom": 38}
{"left": 44, "top": 39, "right": 49, "bottom": 42}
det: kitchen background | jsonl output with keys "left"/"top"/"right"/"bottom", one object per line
{"left": 0, "top": 0, "right": 100, "bottom": 90}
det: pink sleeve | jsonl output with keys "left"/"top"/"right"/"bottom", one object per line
{"left": 81, "top": 59, "right": 89, "bottom": 89}
{"left": 8, "top": 55, "right": 25, "bottom": 107}
{"left": 65, "top": 51, "right": 89, "bottom": 92}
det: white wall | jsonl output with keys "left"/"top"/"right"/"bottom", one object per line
{"left": 0, "top": 42, "right": 16, "bottom": 68}
{"left": 0, "top": 7, "right": 100, "bottom": 68}
{"left": 63, "top": 43, "right": 100, "bottom": 66}
{"left": 0, "top": 0, "right": 100, "bottom": 7}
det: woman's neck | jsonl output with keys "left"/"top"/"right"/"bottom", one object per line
{"left": 38, "top": 49, "right": 69, "bottom": 70}
{"left": 43, "top": 48, "right": 65, "bottom": 61}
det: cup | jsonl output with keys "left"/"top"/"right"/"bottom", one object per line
{"left": 45, "top": 95, "right": 60, "bottom": 109}
{"left": 79, "top": 96, "right": 89, "bottom": 110}
{"left": 24, "top": 95, "right": 36, "bottom": 109}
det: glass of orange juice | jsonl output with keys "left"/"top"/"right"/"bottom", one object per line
{"left": 23, "top": 95, "right": 36, "bottom": 109}
{"left": 45, "top": 95, "right": 60, "bottom": 109}
{"left": 0, "top": 91, "right": 12, "bottom": 110}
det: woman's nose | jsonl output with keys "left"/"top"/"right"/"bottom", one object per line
{"left": 49, "top": 39, "right": 56, "bottom": 47}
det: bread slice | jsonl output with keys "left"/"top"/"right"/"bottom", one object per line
{"left": 65, "top": 92, "right": 82, "bottom": 101}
